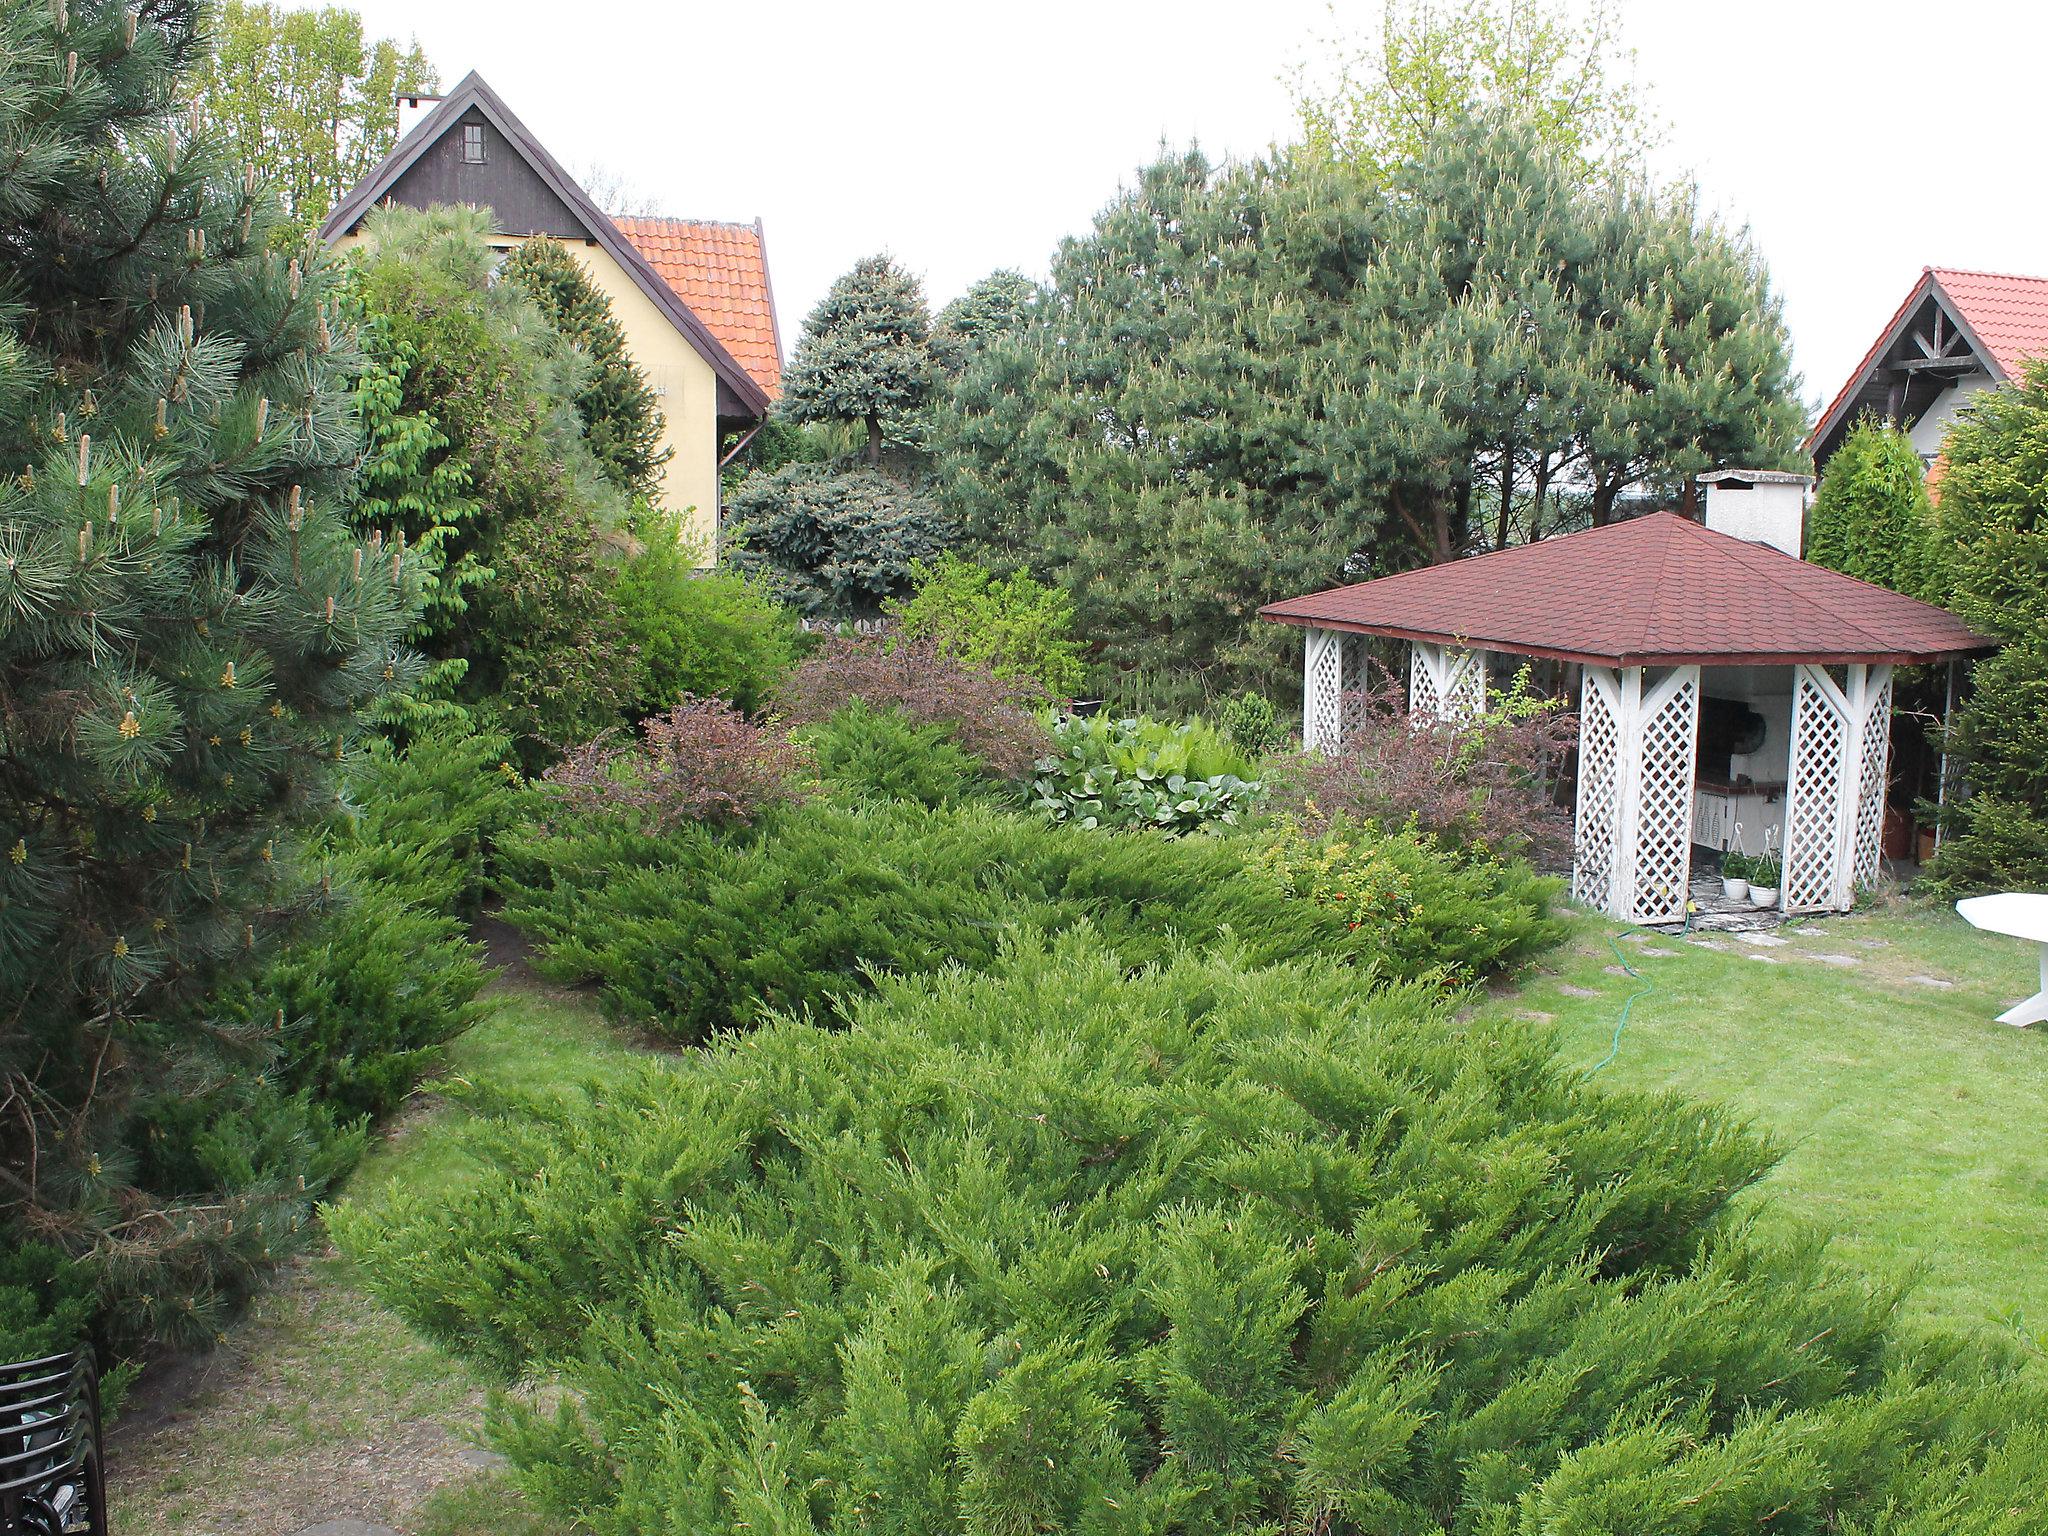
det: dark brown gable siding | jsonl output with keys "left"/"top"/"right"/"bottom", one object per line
{"left": 377, "top": 107, "right": 585, "bottom": 239}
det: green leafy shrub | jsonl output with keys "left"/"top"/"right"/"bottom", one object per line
{"left": 888, "top": 553, "right": 1086, "bottom": 696}
{"left": 1218, "top": 689, "right": 1282, "bottom": 755}
{"left": 1807, "top": 418, "right": 1939, "bottom": 597}
{"left": 613, "top": 519, "right": 801, "bottom": 717}
{"left": 801, "top": 701, "right": 988, "bottom": 808}
{"left": 336, "top": 937, "right": 2048, "bottom": 1531}
{"left": 1031, "top": 713, "right": 1263, "bottom": 832}
{"left": 1246, "top": 816, "right": 1562, "bottom": 984}
{"left": 0, "top": 1244, "right": 99, "bottom": 1368}
{"left": 500, "top": 797, "right": 1553, "bottom": 1040}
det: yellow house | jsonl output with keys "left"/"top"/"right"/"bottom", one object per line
{"left": 319, "top": 71, "right": 782, "bottom": 560}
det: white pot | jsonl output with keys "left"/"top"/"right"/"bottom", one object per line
{"left": 1720, "top": 877, "right": 1749, "bottom": 901}
{"left": 1748, "top": 886, "right": 1779, "bottom": 909}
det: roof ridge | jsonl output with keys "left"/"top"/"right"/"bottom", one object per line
{"left": 614, "top": 214, "right": 763, "bottom": 233}
{"left": 1929, "top": 265, "right": 2048, "bottom": 286}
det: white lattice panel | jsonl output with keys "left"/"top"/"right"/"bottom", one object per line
{"left": 1573, "top": 667, "right": 1623, "bottom": 912}
{"left": 1411, "top": 643, "right": 1486, "bottom": 722}
{"left": 1409, "top": 644, "right": 1444, "bottom": 719}
{"left": 1851, "top": 666, "right": 1893, "bottom": 891}
{"left": 1304, "top": 628, "right": 1344, "bottom": 752}
{"left": 1629, "top": 669, "right": 1700, "bottom": 926}
{"left": 1784, "top": 666, "right": 1848, "bottom": 913}
{"left": 1340, "top": 633, "right": 1368, "bottom": 740}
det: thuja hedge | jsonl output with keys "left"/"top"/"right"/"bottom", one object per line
{"left": 499, "top": 800, "right": 1561, "bottom": 1040}
{"left": 335, "top": 938, "right": 2048, "bottom": 1532}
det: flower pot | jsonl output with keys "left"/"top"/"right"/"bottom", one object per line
{"left": 1720, "top": 876, "right": 1749, "bottom": 901}
{"left": 1748, "top": 886, "right": 1779, "bottom": 909}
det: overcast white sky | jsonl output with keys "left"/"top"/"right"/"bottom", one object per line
{"left": 343, "top": 0, "right": 2047, "bottom": 415}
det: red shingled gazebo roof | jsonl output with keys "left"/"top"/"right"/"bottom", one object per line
{"left": 1258, "top": 513, "right": 1991, "bottom": 667}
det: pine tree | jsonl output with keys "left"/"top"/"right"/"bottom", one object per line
{"left": 781, "top": 255, "right": 935, "bottom": 466}
{"left": 503, "top": 234, "right": 670, "bottom": 500}
{"left": 931, "top": 270, "right": 1036, "bottom": 374}
{"left": 0, "top": 0, "right": 421, "bottom": 1340}
{"left": 1807, "top": 418, "right": 1938, "bottom": 596}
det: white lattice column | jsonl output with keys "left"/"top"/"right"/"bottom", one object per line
{"left": 1844, "top": 664, "right": 1894, "bottom": 899}
{"left": 1783, "top": 664, "right": 1890, "bottom": 914}
{"left": 1410, "top": 642, "right": 1486, "bottom": 721}
{"left": 1570, "top": 665, "right": 1700, "bottom": 924}
{"left": 1573, "top": 667, "right": 1625, "bottom": 914}
{"left": 1302, "top": 627, "right": 1345, "bottom": 753}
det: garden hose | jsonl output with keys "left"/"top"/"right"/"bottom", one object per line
{"left": 1583, "top": 900, "right": 1693, "bottom": 1079}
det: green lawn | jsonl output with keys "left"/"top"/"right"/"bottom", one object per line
{"left": 1479, "top": 897, "right": 2048, "bottom": 1346}
{"left": 112, "top": 984, "right": 644, "bottom": 1536}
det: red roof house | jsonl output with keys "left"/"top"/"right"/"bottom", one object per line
{"left": 1807, "top": 267, "right": 2048, "bottom": 471}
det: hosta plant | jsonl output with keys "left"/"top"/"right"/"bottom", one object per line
{"left": 1032, "top": 714, "right": 1262, "bottom": 833}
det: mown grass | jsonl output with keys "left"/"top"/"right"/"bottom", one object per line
{"left": 112, "top": 984, "right": 643, "bottom": 1536}
{"left": 1479, "top": 896, "right": 2048, "bottom": 1347}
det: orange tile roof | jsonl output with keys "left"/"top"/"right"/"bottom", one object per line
{"left": 1928, "top": 267, "right": 2048, "bottom": 378}
{"left": 615, "top": 217, "right": 782, "bottom": 401}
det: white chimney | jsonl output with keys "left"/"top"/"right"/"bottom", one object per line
{"left": 1697, "top": 468, "right": 1814, "bottom": 558}
{"left": 395, "top": 94, "right": 443, "bottom": 145}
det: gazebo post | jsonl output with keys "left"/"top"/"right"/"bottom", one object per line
{"left": 1302, "top": 626, "right": 1344, "bottom": 752}
{"left": 1573, "top": 664, "right": 1701, "bottom": 925}
{"left": 1783, "top": 662, "right": 1895, "bottom": 913}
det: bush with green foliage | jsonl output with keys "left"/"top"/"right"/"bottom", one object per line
{"left": 1807, "top": 419, "right": 1939, "bottom": 596}
{"left": 337, "top": 935, "right": 2048, "bottom": 1531}
{"left": 1218, "top": 690, "right": 1283, "bottom": 755}
{"left": 500, "top": 795, "right": 1553, "bottom": 1041}
{"left": 1030, "top": 714, "right": 1263, "bottom": 833}
{"left": 888, "top": 553, "right": 1086, "bottom": 697}
{"left": 1248, "top": 816, "right": 1562, "bottom": 984}
{"left": 348, "top": 204, "right": 640, "bottom": 753}
{"left": 801, "top": 701, "right": 989, "bottom": 809}
{"left": 1924, "top": 361, "right": 2048, "bottom": 891}
{"left": 342, "top": 727, "right": 532, "bottom": 915}
{"left": 612, "top": 520, "right": 799, "bottom": 716}
{"left": 726, "top": 463, "right": 954, "bottom": 616}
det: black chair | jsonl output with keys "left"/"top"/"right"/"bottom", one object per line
{"left": 0, "top": 1350, "right": 106, "bottom": 1536}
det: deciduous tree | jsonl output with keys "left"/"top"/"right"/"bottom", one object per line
{"left": 188, "top": 1, "right": 436, "bottom": 237}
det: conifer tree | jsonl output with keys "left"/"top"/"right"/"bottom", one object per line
{"left": 781, "top": 255, "right": 935, "bottom": 466}
{"left": 1807, "top": 417, "right": 1938, "bottom": 596}
{"left": 931, "top": 269, "right": 1036, "bottom": 374}
{"left": 0, "top": 0, "right": 420, "bottom": 1338}
{"left": 503, "top": 234, "right": 670, "bottom": 500}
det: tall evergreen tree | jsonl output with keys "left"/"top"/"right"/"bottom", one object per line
{"left": 781, "top": 255, "right": 935, "bottom": 466}
{"left": 1924, "top": 362, "right": 2048, "bottom": 891}
{"left": 1806, "top": 418, "right": 1938, "bottom": 595}
{"left": 932, "top": 270, "right": 1036, "bottom": 374}
{"left": 503, "top": 235, "right": 670, "bottom": 500}
{"left": 938, "top": 116, "right": 1801, "bottom": 700}
{"left": 0, "top": 0, "right": 421, "bottom": 1336}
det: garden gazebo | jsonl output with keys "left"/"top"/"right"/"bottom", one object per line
{"left": 1259, "top": 513, "right": 1992, "bottom": 925}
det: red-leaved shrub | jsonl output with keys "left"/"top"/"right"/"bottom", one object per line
{"left": 541, "top": 695, "right": 810, "bottom": 829}
{"left": 1274, "top": 669, "right": 1579, "bottom": 868}
{"left": 779, "top": 634, "right": 1050, "bottom": 778}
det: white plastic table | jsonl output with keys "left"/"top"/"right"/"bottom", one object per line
{"left": 1955, "top": 893, "right": 2048, "bottom": 1028}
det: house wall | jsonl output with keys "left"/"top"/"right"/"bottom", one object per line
{"left": 1909, "top": 373, "right": 1994, "bottom": 461}
{"left": 331, "top": 229, "right": 722, "bottom": 563}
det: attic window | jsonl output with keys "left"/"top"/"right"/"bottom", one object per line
{"left": 461, "top": 124, "right": 486, "bottom": 164}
